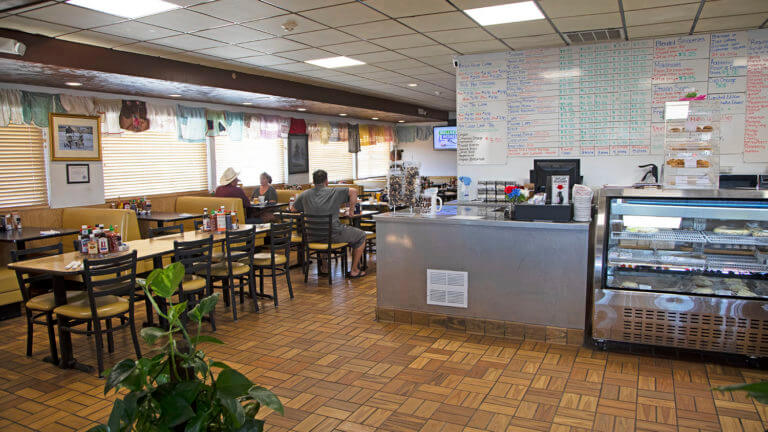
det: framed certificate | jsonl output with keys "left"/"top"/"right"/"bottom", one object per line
{"left": 66, "top": 163, "right": 90, "bottom": 184}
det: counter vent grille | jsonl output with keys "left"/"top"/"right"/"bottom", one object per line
{"left": 427, "top": 269, "right": 468, "bottom": 308}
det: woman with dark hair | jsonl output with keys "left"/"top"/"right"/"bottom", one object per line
{"left": 251, "top": 172, "right": 277, "bottom": 203}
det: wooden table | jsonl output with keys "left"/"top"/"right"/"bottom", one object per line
{"left": 340, "top": 210, "right": 380, "bottom": 228}
{"left": 136, "top": 212, "right": 202, "bottom": 228}
{"left": 246, "top": 202, "right": 288, "bottom": 220}
{"left": 0, "top": 227, "right": 80, "bottom": 250}
{"left": 7, "top": 224, "right": 270, "bottom": 372}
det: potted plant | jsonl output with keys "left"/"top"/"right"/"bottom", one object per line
{"left": 89, "top": 262, "right": 283, "bottom": 432}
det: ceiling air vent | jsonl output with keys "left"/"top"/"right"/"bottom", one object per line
{"left": 565, "top": 28, "right": 624, "bottom": 44}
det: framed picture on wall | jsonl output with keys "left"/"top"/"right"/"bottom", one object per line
{"left": 49, "top": 113, "right": 102, "bottom": 161}
{"left": 66, "top": 163, "right": 90, "bottom": 184}
{"left": 287, "top": 133, "right": 309, "bottom": 175}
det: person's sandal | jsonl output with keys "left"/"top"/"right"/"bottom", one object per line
{"left": 348, "top": 271, "right": 366, "bottom": 279}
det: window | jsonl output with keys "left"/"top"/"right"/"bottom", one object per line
{"left": 214, "top": 135, "right": 284, "bottom": 186}
{"left": 0, "top": 124, "right": 47, "bottom": 208}
{"left": 101, "top": 131, "right": 208, "bottom": 199}
{"left": 308, "top": 140, "right": 354, "bottom": 182}
{"left": 357, "top": 141, "right": 390, "bottom": 178}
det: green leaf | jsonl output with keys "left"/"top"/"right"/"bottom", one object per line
{"left": 192, "top": 335, "right": 224, "bottom": 345}
{"left": 244, "top": 401, "right": 260, "bottom": 418}
{"left": 235, "top": 418, "right": 265, "bottom": 432}
{"left": 104, "top": 359, "right": 136, "bottom": 395}
{"left": 168, "top": 301, "right": 188, "bottom": 324}
{"left": 210, "top": 361, "right": 231, "bottom": 369}
{"left": 158, "top": 394, "right": 195, "bottom": 427}
{"left": 86, "top": 426, "right": 108, "bottom": 432}
{"left": 248, "top": 386, "right": 284, "bottom": 415}
{"left": 715, "top": 381, "right": 768, "bottom": 404}
{"left": 190, "top": 293, "right": 219, "bottom": 322}
{"left": 184, "top": 411, "right": 210, "bottom": 432}
{"left": 174, "top": 381, "right": 203, "bottom": 405}
{"left": 136, "top": 278, "right": 146, "bottom": 288}
{"left": 220, "top": 396, "right": 246, "bottom": 428}
{"left": 216, "top": 368, "right": 253, "bottom": 400}
{"left": 146, "top": 268, "right": 174, "bottom": 299}
{"left": 166, "top": 261, "right": 186, "bottom": 289}
{"left": 107, "top": 398, "right": 125, "bottom": 432}
{"left": 140, "top": 327, "right": 166, "bottom": 345}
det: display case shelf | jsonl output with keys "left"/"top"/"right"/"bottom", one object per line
{"left": 702, "top": 232, "right": 768, "bottom": 246}
{"left": 610, "top": 230, "right": 705, "bottom": 243}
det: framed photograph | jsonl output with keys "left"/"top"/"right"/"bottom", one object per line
{"left": 287, "top": 133, "right": 309, "bottom": 175}
{"left": 66, "top": 163, "right": 90, "bottom": 184}
{"left": 49, "top": 113, "right": 101, "bottom": 161}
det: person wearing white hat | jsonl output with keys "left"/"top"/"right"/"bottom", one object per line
{"left": 214, "top": 167, "right": 250, "bottom": 210}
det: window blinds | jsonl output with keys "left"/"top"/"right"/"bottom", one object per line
{"left": 357, "top": 141, "right": 390, "bottom": 178}
{"left": 214, "top": 135, "right": 285, "bottom": 186}
{"left": 101, "top": 130, "right": 208, "bottom": 199}
{"left": 309, "top": 140, "right": 354, "bottom": 182}
{"left": 0, "top": 124, "right": 47, "bottom": 208}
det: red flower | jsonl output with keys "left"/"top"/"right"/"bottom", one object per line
{"left": 504, "top": 185, "right": 514, "bottom": 194}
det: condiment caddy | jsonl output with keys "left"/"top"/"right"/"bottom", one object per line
{"left": 75, "top": 224, "right": 128, "bottom": 257}
{"left": 200, "top": 206, "right": 239, "bottom": 232}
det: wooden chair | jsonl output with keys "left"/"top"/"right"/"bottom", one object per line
{"left": 11, "top": 243, "right": 84, "bottom": 365}
{"left": 209, "top": 226, "right": 257, "bottom": 321}
{"left": 54, "top": 251, "right": 142, "bottom": 377}
{"left": 302, "top": 214, "right": 348, "bottom": 284}
{"left": 251, "top": 222, "right": 293, "bottom": 307}
{"left": 173, "top": 236, "right": 215, "bottom": 331}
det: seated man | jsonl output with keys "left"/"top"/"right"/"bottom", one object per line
{"left": 214, "top": 167, "right": 251, "bottom": 217}
{"left": 293, "top": 169, "right": 367, "bottom": 278}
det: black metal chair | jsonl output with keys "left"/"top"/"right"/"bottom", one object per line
{"left": 148, "top": 223, "right": 184, "bottom": 238}
{"left": 251, "top": 222, "right": 293, "bottom": 307}
{"left": 53, "top": 251, "right": 141, "bottom": 377}
{"left": 302, "top": 214, "right": 348, "bottom": 284}
{"left": 11, "top": 243, "right": 84, "bottom": 365}
{"left": 173, "top": 236, "right": 215, "bottom": 331}
{"left": 209, "top": 226, "right": 257, "bottom": 321}
{"left": 277, "top": 211, "right": 305, "bottom": 267}
{"left": 194, "top": 220, "right": 225, "bottom": 263}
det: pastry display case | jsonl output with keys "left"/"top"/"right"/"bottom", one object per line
{"left": 662, "top": 100, "right": 720, "bottom": 189}
{"left": 592, "top": 188, "right": 768, "bottom": 358}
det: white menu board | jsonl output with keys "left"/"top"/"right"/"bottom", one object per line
{"left": 456, "top": 29, "right": 768, "bottom": 165}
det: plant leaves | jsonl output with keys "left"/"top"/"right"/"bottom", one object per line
{"left": 107, "top": 398, "right": 125, "bottom": 432}
{"left": 168, "top": 301, "right": 188, "bottom": 324}
{"left": 174, "top": 381, "right": 203, "bottom": 405}
{"left": 248, "top": 386, "right": 284, "bottom": 415}
{"left": 216, "top": 368, "right": 253, "bottom": 400}
{"left": 235, "top": 418, "right": 265, "bottom": 432}
{"left": 146, "top": 268, "right": 175, "bottom": 299}
{"left": 244, "top": 401, "right": 260, "bottom": 418}
{"left": 86, "top": 426, "right": 108, "bottom": 432}
{"left": 104, "top": 359, "right": 136, "bottom": 395}
{"left": 192, "top": 335, "right": 224, "bottom": 346}
{"left": 166, "top": 261, "right": 186, "bottom": 289}
{"left": 184, "top": 411, "right": 210, "bottom": 432}
{"left": 158, "top": 394, "right": 195, "bottom": 428}
{"left": 188, "top": 293, "right": 219, "bottom": 323}
{"left": 714, "top": 381, "right": 768, "bottom": 404}
{"left": 220, "top": 396, "right": 246, "bottom": 429}
{"left": 140, "top": 327, "right": 166, "bottom": 345}
{"left": 210, "top": 361, "right": 231, "bottom": 369}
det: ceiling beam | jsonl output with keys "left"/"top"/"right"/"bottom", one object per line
{"left": 689, "top": 0, "right": 706, "bottom": 35}
{"left": 0, "top": 29, "right": 449, "bottom": 121}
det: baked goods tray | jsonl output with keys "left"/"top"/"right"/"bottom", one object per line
{"left": 702, "top": 231, "right": 768, "bottom": 246}
{"left": 611, "top": 230, "right": 706, "bottom": 243}
{"left": 706, "top": 255, "right": 768, "bottom": 273}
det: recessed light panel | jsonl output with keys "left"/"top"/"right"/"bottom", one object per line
{"left": 339, "top": 113, "right": 348, "bottom": 116}
{"left": 464, "top": 1, "right": 544, "bottom": 26}
{"left": 67, "top": 0, "right": 180, "bottom": 19}
{"left": 305, "top": 56, "right": 364, "bottom": 69}
{"left": 65, "top": 82, "right": 82, "bottom": 86}
{"left": 297, "top": 108, "right": 307, "bottom": 111}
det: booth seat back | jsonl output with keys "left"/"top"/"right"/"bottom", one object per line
{"left": 276, "top": 190, "right": 299, "bottom": 204}
{"left": 175, "top": 196, "right": 245, "bottom": 232}
{"left": 0, "top": 267, "right": 21, "bottom": 306}
{"left": 328, "top": 184, "right": 363, "bottom": 196}
{"left": 61, "top": 208, "right": 141, "bottom": 252}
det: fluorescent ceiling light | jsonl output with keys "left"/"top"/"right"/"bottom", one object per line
{"left": 465, "top": 1, "right": 544, "bottom": 26}
{"left": 371, "top": 117, "right": 379, "bottom": 120}
{"left": 296, "top": 108, "right": 307, "bottom": 111}
{"left": 169, "top": 94, "right": 181, "bottom": 97}
{"left": 242, "top": 102, "right": 253, "bottom": 105}
{"left": 67, "top": 0, "right": 180, "bottom": 19}
{"left": 407, "top": 83, "right": 418, "bottom": 87}
{"left": 65, "top": 82, "right": 82, "bottom": 86}
{"left": 305, "top": 56, "right": 364, "bottom": 69}
{"left": 397, "top": 120, "right": 405, "bottom": 123}
{"left": 339, "top": 113, "right": 347, "bottom": 116}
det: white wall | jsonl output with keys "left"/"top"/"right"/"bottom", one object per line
{"left": 398, "top": 138, "right": 457, "bottom": 176}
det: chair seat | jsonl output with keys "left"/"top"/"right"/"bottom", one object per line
{"left": 252, "top": 253, "right": 287, "bottom": 266}
{"left": 26, "top": 291, "right": 86, "bottom": 312}
{"left": 211, "top": 250, "right": 224, "bottom": 263}
{"left": 182, "top": 275, "right": 206, "bottom": 292}
{"left": 308, "top": 242, "right": 348, "bottom": 250}
{"left": 210, "top": 262, "right": 250, "bottom": 277}
{"left": 290, "top": 234, "right": 302, "bottom": 244}
{"left": 364, "top": 231, "right": 376, "bottom": 240}
{"left": 53, "top": 296, "right": 128, "bottom": 319}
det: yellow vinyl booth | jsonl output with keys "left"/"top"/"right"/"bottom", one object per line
{"left": 0, "top": 267, "right": 21, "bottom": 308}
{"left": 61, "top": 208, "right": 142, "bottom": 251}
{"left": 276, "top": 190, "right": 300, "bottom": 204}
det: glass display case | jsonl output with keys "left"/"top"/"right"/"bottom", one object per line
{"left": 592, "top": 188, "right": 768, "bottom": 358}
{"left": 662, "top": 100, "right": 720, "bottom": 189}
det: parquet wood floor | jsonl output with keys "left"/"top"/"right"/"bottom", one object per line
{"left": 0, "top": 257, "right": 766, "bottom": 432}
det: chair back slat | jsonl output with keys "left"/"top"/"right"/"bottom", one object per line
{"left": 269, "top": 222, "right": 292, "bottom": 259}
{"left": 173, "top": 236, "right": 213, "bottom": 279}
{"left": 225, "top": 226, "right": 256, "bottom": 269}
{"left": 277, "top": 211, "right": 303, "bottom": 233}
{"left": 83, "top": 251, "right": 137, "bottom": 298}
{"left": 302, "top": 214, "right": 333, "bottom": 247}
{"left": 149, "top": 224, "right": 184, "bottom": 238}
{"left": 11, "top": 243, "right": 63, "bottom": 302}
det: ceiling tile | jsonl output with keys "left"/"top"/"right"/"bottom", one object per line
{"left": 623, "top": 0, "right": 699, "bottom": 10}
{"left": 299, "top": 69, "right": 353, "bottom": 78}
{"left": 357, "top": 70, "right": 411, "bottom": 80}
{"left": 449, "top": 39, "right": 508, "bottom": 54}
{"left": 398, "top": 12, "right": 477, "bottom": 32}
{"left": 362, "top": 0, "right": 455, "bottom": 17}
{"left": 279, "top": 48, "right": 335, "bottom": 61}
{"left": 197, "top": 45, "right": 260, "bottom": 59}
{"left": 267, "top": 62, "right": 323, "bottom": 72}
{"left": 301, "top": 3, "right": 387, "bottom": 27}
{"left": 151, "top": 34, "right": 225, "bottom": 50}
{"left": 284, "top": 29, "right": 358, "bottom": 46}
{"left": 371, "top": 33, "right": 434, "bottom": 49}
{"left": 93, "top": 21, "right": 180, "bottom": 41}
{"left": 551, "top": 12, "right": 622, "bottom": 32}
{"left": 323, "top": 41, "right": 385, "bottom": 55}
{"left": 450, "top": 0, "right": 514, "bottom": 9}
{"left": 373, "top": 59, "right": 426, "bottom": 69}
{"left": 502, "top": 33, "right": 565, "bottom": 49}
{"left": 626, "top": 3, "right": 700, "bottom": 26}
{"left": 539, "top": 0, "right": 619, "bottom": 18}
{"left": 703, "top": 0, "right": 768, "bottom": 18}
{"left": 485, "top": 20, "right": 553, "bottom": 38}
{"left": 139, "top": 9, "right": 230, "bottom": 33}
{"left": 190, "top": 0, "right": 283, "bottom": 22}
{"left": 339, "top": 19, "right": 414, "bottom": 39}
{"left": 241, "top": 14, "right": 327, "bottom": 35}
{"left": 21, "top": 3, "right": 124, "bottom": 28}
{"left": 0, "top": 1, "right": 56, "bottom": 14}
{"left": 193, "top": 25, "right": 273, "bottom": 44}
{"left": 166, "top": 0, "right": 215, "bottom": 5}
{"left": 340, "top": 64, "right": 386, "bottom": 74}
{"left": 426, "top": 28, "right": 494, "bottom": 44}
{"left": 419, "top": 54, "right": 455, "bottom": 67}
{"left": 352, "top": 50, "right": 408, "bottom": 63}
{"left": 164, "top": 52, "right": 223, "bottom": 64}
{"left": 239, "top": 55, "right": 294, "bottom": 66}
{"left": 397, "top": 44, "right": 457, "bottom": 57}
{"left": 115, "top": 42, "right": 184, "bottom": 56}
{"left": 396, "top": 65, "right": 444, "bottom": 75}
{"left": 695, "top": 14, "right": 767, "bottom": 32}
{"left": 239, "top": 38, "right": 307, "bottom": 53}
{"left": 267, "top": 0, "right": 350, "bottom": 12}
{"left": 626, "top": 20, "right": 691, "bottom": 38}
{"left": 57, "top": 30, "right": 136, "bottom": 48}
{"left": 0, "top": 15, "right": 77, "bottom": 37}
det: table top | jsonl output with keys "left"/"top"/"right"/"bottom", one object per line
{"left": 136, "top": 212, "right": 202, "bottom": 222}
{"left": 340, "top": 209, "right": 380, "bottom": 219}
{"left": 247, "top": 202, "right": 288, "bottom": 210}
{"left": 0, "top": 227, "right": 79, "bottom": 243}
{"left": 8, "top": 224, "right": 271, "bottom": 276}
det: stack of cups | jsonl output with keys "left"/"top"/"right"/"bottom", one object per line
{"left": 572, "top": 184, "right": 593, "bottom": 222}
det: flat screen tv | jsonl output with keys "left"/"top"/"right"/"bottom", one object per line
{"left": 433, "top": 126, "right": 457, "bottom": 150}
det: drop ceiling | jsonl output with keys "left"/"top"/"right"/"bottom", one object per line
{"left": 0, "top": 0, "right": 766, "bottom": 113}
